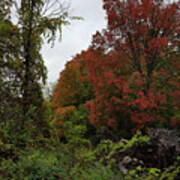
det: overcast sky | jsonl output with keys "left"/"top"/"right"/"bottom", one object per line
{"left": 41, "top": 0, "right": 107, "bottom": 84}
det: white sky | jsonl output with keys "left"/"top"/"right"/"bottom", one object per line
{"left": 41, "top": 0, "right": 107, "bottom": 84}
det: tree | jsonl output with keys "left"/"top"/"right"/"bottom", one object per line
{"left": 0, "top": 0, "right": 12, "bottom": 19}
{"left": 16, "top": 0, "right": 71, "bottom": 118}
{"left": 85, "top": 0, "right": 180, "bottom": 134}
{"left": 53, "top": 51, "right": 93, "bottom": 109}
{"left": 0, "top": 0, "right": 76, "bottom": 129}
{"left": 52, "top": 51, "right": 94, "bottom": 138}
{"left": 96, "top": 0, "right": 179, "bottom": 92}
{"left": 0, "top": 0, "right": 21, "bottom": 121}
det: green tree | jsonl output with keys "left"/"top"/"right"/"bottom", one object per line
{"left": 0, "top": 0, "right": 76, "bottom": 130}
{"left": 0, "top": 0, "right": 21, "bottom": 121}
{"left": 16, "top": 0, "right": 71, "bottom": 119}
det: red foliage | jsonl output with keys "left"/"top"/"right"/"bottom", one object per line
{"left": 85, "top": 0, "right": 180, "bottom": 131}
{"left": 52, "top": 51, "right": 93, "bottom": 136}
{"left": 53, "top": 51, "right": 92, "bottom": 109}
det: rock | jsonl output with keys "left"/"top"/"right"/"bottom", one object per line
{"left": 118, "top": 156, "right": 132, "bottom": 174}
{"left": 149, "top": 129, "right": 180, "bottom": 154}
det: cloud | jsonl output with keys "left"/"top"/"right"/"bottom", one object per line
{"left": 41, "top": 0, "right": 106, "bottom": 84}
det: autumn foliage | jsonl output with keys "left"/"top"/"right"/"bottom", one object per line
{"left": 53, "top": 51, "right": 93, "bottom": 108}
{"left": 52, "top": 0, "right": 180, "bottom": 137}
{"left": 84, "top": 0, "right": 180, "bottom": 132}
{"left": 52, "top": 51, "right": 93, "bottom": 136}
{"left": 52, "top": 105, "right": 76, "bottom": 137}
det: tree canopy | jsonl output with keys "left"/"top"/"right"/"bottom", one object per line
{"left": 0, "top": 0, "right": 72, "bottom": 125}
{"left": 84, "top": 0, "right": 180, "bottom": 133}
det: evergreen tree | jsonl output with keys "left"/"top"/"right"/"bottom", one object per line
{"left": 0, "top": 0, "right": 21, "bottom": 121}
{"left": 0, "top": 0, "right": 73, "bottom": 128}
{"left": 17, "top": 0, "right": 70, "bottom": 117}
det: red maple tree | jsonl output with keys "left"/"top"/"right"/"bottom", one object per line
{"left": 85, "top": 0, "right": 180, "bottom": 133}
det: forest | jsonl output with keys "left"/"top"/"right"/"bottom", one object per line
{"left": 0, "top": 0, "right": 179, "bottom": 179}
